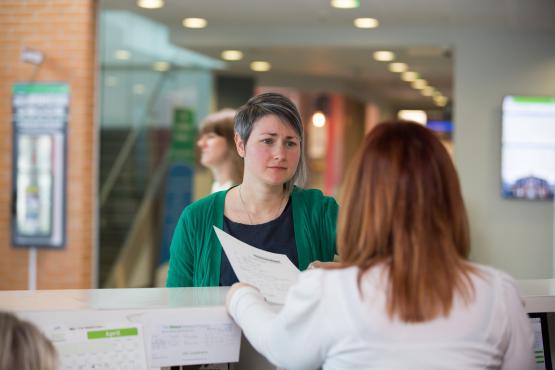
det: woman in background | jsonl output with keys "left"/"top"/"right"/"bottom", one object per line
{"left": 167, "top": 93, "right": 338, "bottom": 287}
{"left": 0, "top": 311, "right": 57, "bottom": 370}
{"left": 197, "top": 108, "right": 243, "bottom": 193}
{"left": 226, "top": 122, "right": 534, "bottom": 370}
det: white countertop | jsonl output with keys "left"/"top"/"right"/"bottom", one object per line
{"left": 516, "top": 279, "right": 555, "bottom": 313}
{"left": 0, "top": 287, "right": 229, "bottom": 312}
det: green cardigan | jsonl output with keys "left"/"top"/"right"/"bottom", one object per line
{"left": 166, "top": 186, "right": 338, "bottom": 287}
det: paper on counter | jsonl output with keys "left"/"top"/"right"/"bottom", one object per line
{"left": 139, "top": 307, "right": 241, "bottom": 367}
{"left": 213, "top": 226, "right": 300, "bottom": 304}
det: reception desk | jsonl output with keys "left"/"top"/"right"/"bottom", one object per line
{"left": 1, "top": 281, "right": 554, "bottom": 369}
{"left": 0, "top": 287, "right": 275, "bottom": 370}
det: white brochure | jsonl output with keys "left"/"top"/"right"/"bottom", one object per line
{"left": 139, "top": 307, "right": 241, "bottom": 368}
{"left": 213, "top": 226, "right": 300, "bottom": 304}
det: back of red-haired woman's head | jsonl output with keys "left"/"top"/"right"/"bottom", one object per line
{"left": 338, "top": 121, "right": 472, "bottom": 323}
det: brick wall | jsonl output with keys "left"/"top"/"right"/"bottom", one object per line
{"left": 0, "top": 0, "right": 97, "bottom": 289}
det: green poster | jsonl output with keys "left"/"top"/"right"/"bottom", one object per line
{"left": 170, "top": 108, "right": 196, "bottom": 164}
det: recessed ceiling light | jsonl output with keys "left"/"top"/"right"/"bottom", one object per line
{"left": 137, "top": 0, "right": 164, "bottom": 9}
{"left": 434, "top": 96, "right": 448, "bottom": 106}
{"left": 421, "top": 87, "right": 435, "bottom": 96}
{"left": 221, "top": 50, "right": 243, "bottom": 61}
{"left": 388, "top": 62, "right": 407, "bottom": 73}
{"left": 401, "top": 71, "right": 419, "bottom": 82}
{"left": 152, "top": 61, "right": 170, "bottom": 72}
{"left": 398, "top": 110, "right": 427, "bottom": 125}
{"left": 373, "top": 51, "right": 395, "bottom": 62}
{"left": 182, "top": 17, "right": 207, "bottom": 29}
{"left": 354, "top": 18, "right": 379, "bottom": 29}
{"left": 331, "top": 0, "right": 360, "bottom": 9}
{"left": 411, "top": 79, "right": 428, "bottom": 90}
{"left": 250, "top": 61, "right": 271, "bottom": 72}
{"left": 115, "top": 50, "right": 131, "bottom": 60}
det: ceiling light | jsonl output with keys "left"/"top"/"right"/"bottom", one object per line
{"left": 152, "top": 61, "right": 170, "bottom": 72}
{"left": 434, "top": 96, "right": 448, "bottom": 106}
{"left": 354, "top": 18, "right": 379, "bottom": 29}
{"left": 133, "top": 84, "right": 146, "bottom": 95}
{"left": 411, "top": 79, "right": 427, "bottom": 89}
{"left": 421, "top": 87, "right": 435, "bottom": 96}
{"left": 250, "top": 61, "right": 271, "bottom": 72}
{"left": 312, "top": 111, "right": 326, "bottom": 128}
{"left": 137, "top": 0, "right": 164, "bottom": 9}
{"left": 221, "top": 50, "right": 243, "bottom": 61}
{"left": 388, "top": 62, "right": 407, "bottom": 73}
{"left": 182, "top": 17, "right": 207, "bottom": 29}
{"left": 373, "top": 51, "right": 395, "bottom": 62}
{"left": 398, "top": 110, "right": 427, "bottom": 125}
{"left": 115, "top": 49, "right": 130, "bottom": 60}
{"left": 331, "top": 0, "right": 360, "bottom": 9}
{"left": 401, "top": 71, "right": 419, "bottom": 82}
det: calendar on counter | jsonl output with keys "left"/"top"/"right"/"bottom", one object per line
{"left": 45, "top": 323, "right": 148, "bottom": 370}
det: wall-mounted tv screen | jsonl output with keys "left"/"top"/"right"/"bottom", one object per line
{"left": 501, "top": 96, "right": 555, "bottom": 200}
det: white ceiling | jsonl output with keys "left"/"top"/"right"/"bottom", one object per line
{"left": 100, "top": 0, "right": 555, "bottom": 110}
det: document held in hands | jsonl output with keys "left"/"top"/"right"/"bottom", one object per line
{"left": 213, "top": 226, "right": 300, "bottom": 304}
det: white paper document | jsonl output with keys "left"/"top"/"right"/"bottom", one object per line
{"left": 213, "top": 226, "right": 300, "bottom": 304}
{"left": 140, "top": 307, "right": 241, "bottom": 367}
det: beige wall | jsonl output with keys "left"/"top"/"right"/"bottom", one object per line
{"left": 453, "top": 28, "right": 555, "bottom": 278}
{"left": 0, "top": 0, "right": 97, "bottom": 289}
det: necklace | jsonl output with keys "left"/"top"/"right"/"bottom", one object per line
{"left": 238, "top": 185, "right": 286, "bottom": 225}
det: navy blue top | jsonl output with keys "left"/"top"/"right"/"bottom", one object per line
{"left": 220, "top": 198, "right": 297, "bottom": 286}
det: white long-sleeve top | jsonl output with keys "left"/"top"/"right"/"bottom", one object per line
{"left": 227, "top": 263, "right": 535, "bottom": 370}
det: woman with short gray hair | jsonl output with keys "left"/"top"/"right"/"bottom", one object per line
{"left": 167, "top": 92, "right": 338, "bottom": 287}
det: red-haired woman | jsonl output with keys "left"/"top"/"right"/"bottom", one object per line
{"left": 226, "top": 122, "right": 535, "bottom": 370}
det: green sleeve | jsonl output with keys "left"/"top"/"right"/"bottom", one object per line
{"left": 166, "top": 207, "right": 195, "bottom": 287}
{"left": 322, "top": 196, "right": 339, "bottom": 259}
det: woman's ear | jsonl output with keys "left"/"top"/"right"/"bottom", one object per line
{"left": 235, "top": 132, "right": 245, "bottom": 158}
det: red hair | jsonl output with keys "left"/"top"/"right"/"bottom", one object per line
{"left": 337, "top": 121, "right": 474, "bottom": 322}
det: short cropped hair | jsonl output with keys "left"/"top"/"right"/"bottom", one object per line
{"left": 0, "top": 311, "right": 57, "bottom": 370}
{"left": 234, "top": 92, "right": 306, "bottom": 192}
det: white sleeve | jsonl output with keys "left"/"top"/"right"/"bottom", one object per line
{"left": 227, "top": 270, "right": 329, "bottom": 370}
{"left": 499, "top": 274, "right": 536, "bottom": 370}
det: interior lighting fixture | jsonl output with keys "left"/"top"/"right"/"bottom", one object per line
{"left": 115, "top": 49, "right": 131, "bottom": 60}
{"left": 354, "top": 18, "right": 379, "bottom": 29}
{"left": 388, "top": 62, "right": 408, "bottom": 73}
{"left": 331, "top": 0, "right": 360, "bottom": 9}
{"left": 152, "top": 61, "right": 170, "bottom": 72}
{"left": 250, "top": 61, "right": 271, "bottom": 72}
{"left": 421, "top": 87, "right": 435, "bottom": 96}
{"left": 401, "top": 71, "right": 418, "bottom": 82}
{"left": 411, "top": 79, "right": 428, "bottom": 90}
{"left": 434, "top": 96, "right": 448, "bottom": 106}
{"left": 373, "top": 51, "right": 395, "bottom": 62}
{"left": 312, "top": 111, "right": 326, "bottom": 128}
{"left": 221, "top": 50, "right": 243, "bottom": 61}
{"left": 183, "top": 17, "right": 207, "bottom": 29}
{"left": 398, "top": 110, "right": 427, "bottom": 125}
{"left": 137, "top": 0, "right": 164, "bottom": 9}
